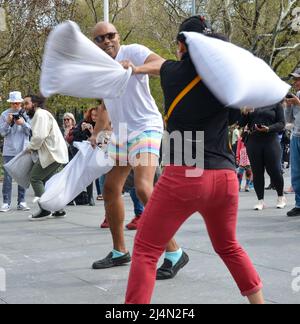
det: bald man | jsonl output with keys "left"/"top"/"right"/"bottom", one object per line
{"left": 90, "top": 22, "right": 189, "bottom": 280}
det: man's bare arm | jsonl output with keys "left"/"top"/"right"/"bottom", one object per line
{"left": 121, "top": 54, "right": 166, "bottom": 77}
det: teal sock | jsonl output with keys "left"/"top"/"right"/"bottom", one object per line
{"left": 165, "top": 248, "right": 183, "bottom": 266}
{"left": 112, "top": 249, "right": 125, "bottom": 259}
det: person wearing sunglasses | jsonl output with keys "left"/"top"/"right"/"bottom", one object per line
{"left": 90, "top": 22, "right": 189, "bottom": 281}
{"left": 62, "top": 113, "right": 76, "bottom": 142}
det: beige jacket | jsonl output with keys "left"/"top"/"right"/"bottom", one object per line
{"left": 28, "top": 108, "right": 69, "bottom": 169}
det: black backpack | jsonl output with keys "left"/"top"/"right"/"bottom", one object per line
{"left": 74, "top": 191, "right": 89, "bottom": 206}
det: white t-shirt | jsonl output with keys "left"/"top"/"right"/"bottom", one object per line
{"left": 104, "top": 44, "right": 164, "bottom": 143}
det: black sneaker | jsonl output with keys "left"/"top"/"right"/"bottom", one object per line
{"left": 29, "top": 209, "right": 51, "bottom": 221}
{"left": 92, "top": 252, "right": 131, "bottom": 269}
{"left": 156, "top": 251, "right": 189, "bottom": 280}
{"left": 287, "top": 208, "right": 300, "bottom": 217}
{"left": 50, "top": 210, "right": 66, "bottom": 219}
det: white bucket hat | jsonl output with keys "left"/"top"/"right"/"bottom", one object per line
{"left": 7, "top": 91, "right": 24, "bottom": 103}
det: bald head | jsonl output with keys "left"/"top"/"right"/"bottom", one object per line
{"left": 93, "top": 22, "right": 118, "bottom": 37}
{"left": 93, "top": 22, "right": 121, "bottom": 59}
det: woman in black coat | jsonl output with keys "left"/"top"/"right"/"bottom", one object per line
{"left": 72, "top": 107, "right": 98, "bottom": 206}
{"left": 239, "top": 104, "right": 286, "bottom": 211}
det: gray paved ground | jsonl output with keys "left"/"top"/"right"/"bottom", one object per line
{"left": 0, "top": 175, "right": 300, "bottom": 304}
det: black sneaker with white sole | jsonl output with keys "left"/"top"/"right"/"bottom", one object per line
{"left": 29, "top": 209, "right": 52, "bottom": 221}
{"left": 156, "top": 251, "right": 189, "bottom": 280}
{"left": 50, "top": 210, "right": 66, "bottom": 219}
{"left": 92, "top": 252, "right": 131, "bottom": 269}
{"left": 287, "top": 208, "right": 300, "bottom": 217}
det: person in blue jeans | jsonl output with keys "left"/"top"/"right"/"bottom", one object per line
{"left": 100, "top": 173, "right": 145, "bottom": 230}
{"left": 129, "top": 188, "right": 144, "bottom": 216}
{"left": 285, "top": 68, "right": 300, "bottom": 217}
{"left": 0, "top": 92, "right": 31, "bottom": 213}
{"left": 127, "top": 188, "right": 145, "bottom": 230}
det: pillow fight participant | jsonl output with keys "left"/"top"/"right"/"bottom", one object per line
{"left": 285, "top": 68, "right": 300, "bottom": 217}
{"left": 0, "top": 91, "right": 31, "bottom": 213}
{"left": 125, "top": 16, "right": 264, "bottom": 304}
{"left": 89, "top": 22, "right": 189, "bottom": 280}
{"left": 23, "top": 95, "right": 69, "bottom": 221}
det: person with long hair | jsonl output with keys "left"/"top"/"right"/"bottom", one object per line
{"left": 72, "top": 107, "right": 98, "bottom": 206}
{"left": 124, "top": 16, "right": 264, "bottom": 304}
{"left": 62, "top": 112, "right": 76, "bottom": 141}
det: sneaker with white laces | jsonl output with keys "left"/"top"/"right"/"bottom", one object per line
{"left": 254, "top": 200, "right": 265, "bottom": 211}
{"left": 0, "top": 204, "right": 11, "bottom": 213}
{"left": 17, "top": 202, "right": 31, "bottom": 211}
{"left": 277, "top": 196, "right": 287, "bottom": 209}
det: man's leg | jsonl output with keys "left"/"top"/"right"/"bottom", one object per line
{"left": 199, "top": 170, "right": 263, "bottom": 303}
{"left": 237, "top": 167, "right": 245, "bottom": 190}
{"left": 17, "top": 185, "right": 26, "bottom": 205}
{"left": 2, "top": 156, "right": 14, "bottom": 206}
{"left": 30, "top": 161, "right": 61, "bottom": 198}
{"left": 92, "top": 165, "right": 132, "bottom": 269}
{"left": 133, "top": 153, "right": 185, "bottom": 279}
{"left": 129, "top": 188, "right": 144, "bottom": 216}
{"left": 29, "top": 161, "right": 62, "bottom": 221}
{"left": 126, "top": 188, "right": 144, "bottom": 230}
{"left": 126, "top": 166, "right": 195, "bottom": 304}
{"left": 288, "top": 136, "right": 300, "bottom": 217}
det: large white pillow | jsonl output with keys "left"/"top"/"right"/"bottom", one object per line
{"left": 183, "top": 32, "right": 290, "bottom": 109}
{"left": 39, "top": 141, "right": 114, "bottom": 212}
{"left": 40, "top": 21, "right": 132, "bottom": 99}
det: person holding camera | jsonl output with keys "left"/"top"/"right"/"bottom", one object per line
{"left": 239, "top": 104, "right": 286, "bottom": 211}
{"left": 0, "top": 91, "right": 31, "bottom": 213}
{"left": 285, "top": 68, "right": 300, "bottom": 217}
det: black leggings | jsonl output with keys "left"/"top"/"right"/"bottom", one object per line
{"left": 246, "top": 134, "right": 284, "bottom": 200}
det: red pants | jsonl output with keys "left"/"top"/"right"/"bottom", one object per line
{"left": 125, "top": 166, "right": 263, "bottom": 304}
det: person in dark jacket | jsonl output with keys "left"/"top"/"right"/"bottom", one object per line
{"left": 72, "top": 107, "right": 98, "bottom": 206}
{"left": 239, "top": 104, "right": 286, "bottom": 211}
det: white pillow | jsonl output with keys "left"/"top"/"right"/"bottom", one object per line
{"left": 40, "top": 141, "right": 113, "bottom": 212}
{"left": 40, "top": 21, "right": 132, "bottom": 99}
{"left": 183, "top": 32, "right": 290, "bottom": 109}
{"left": 4, "top": 151, "right": 34, "bottom": 189}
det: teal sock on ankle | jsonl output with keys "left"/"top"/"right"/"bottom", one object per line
{"left": 112, "top": 249, "right": 126, "bottom": 259}
{"left": 165, "top": 248, "right": 183, "bottom": 266}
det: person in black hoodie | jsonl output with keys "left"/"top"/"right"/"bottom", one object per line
{"left": 239, "top": 104, "right": 286, "bottom": 211}
{"left": 72, "top": 107, "right": 98, "bottom": 206}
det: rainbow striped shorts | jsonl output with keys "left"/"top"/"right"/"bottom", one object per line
{"left": 108, "top": 130, "right": 163, "bottom": 164}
